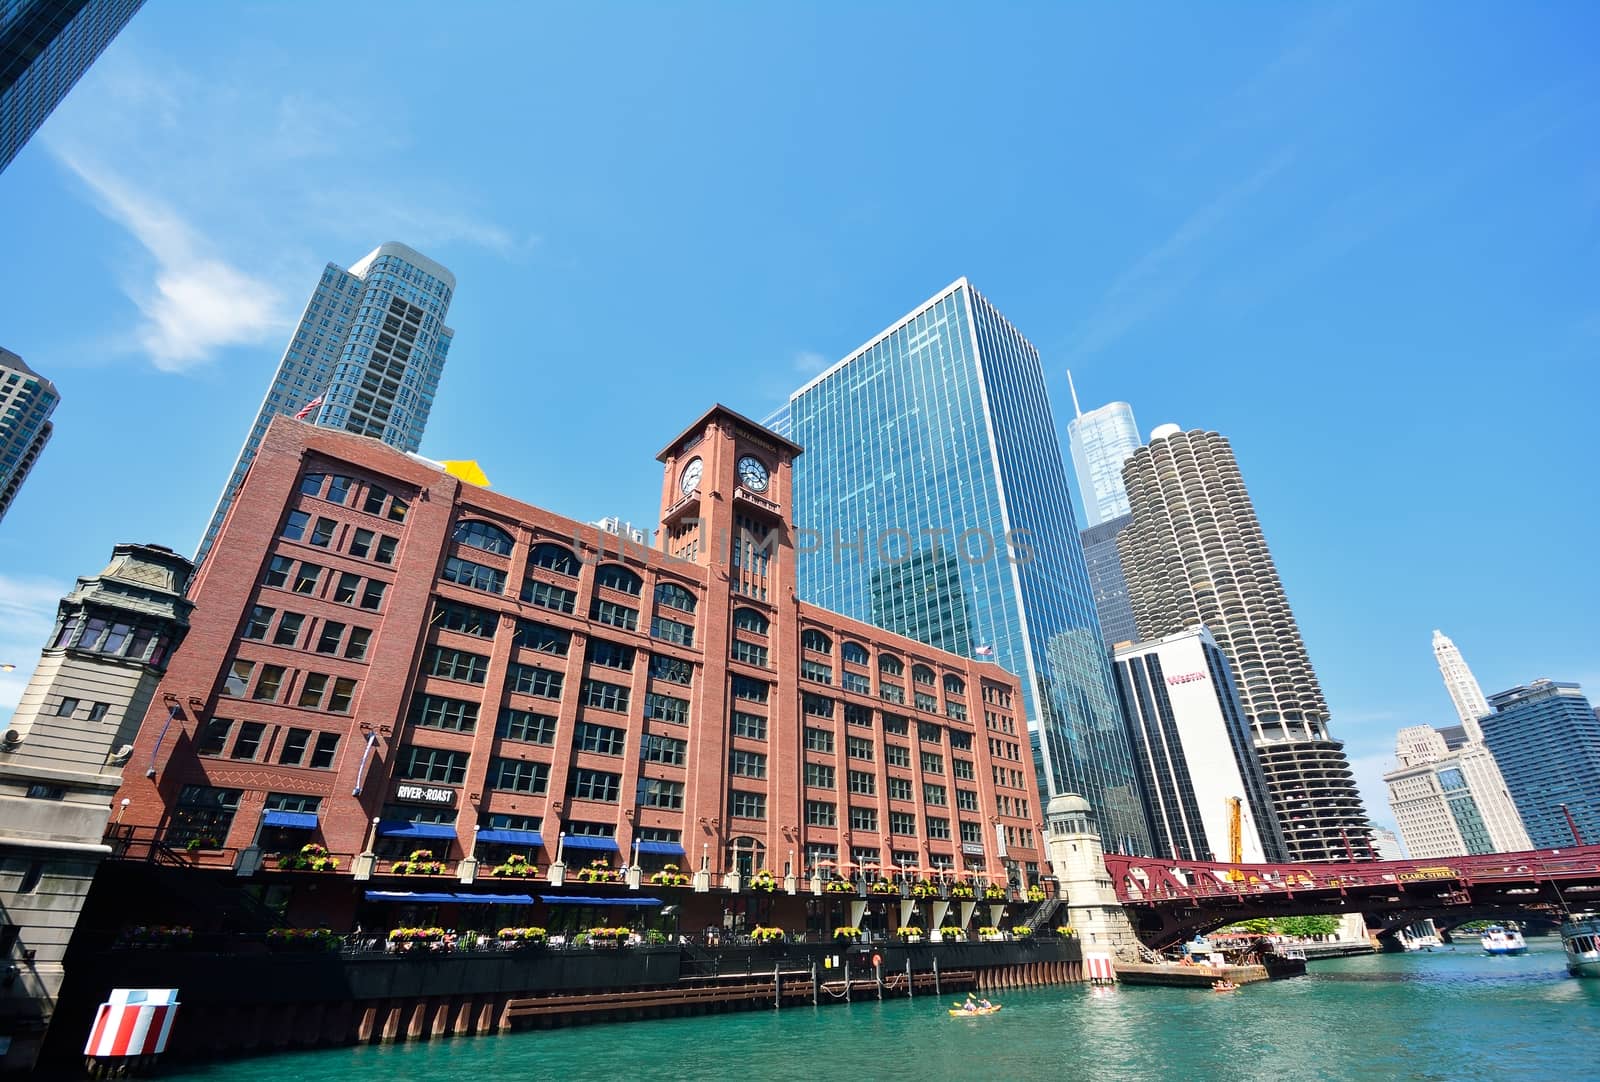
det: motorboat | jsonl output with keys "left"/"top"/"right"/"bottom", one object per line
{"left": 1480, "top": 923, "right": 1528, "bottom": 956}
{"left": 1560, "top": 917, "right": 1600, "bottom": 978}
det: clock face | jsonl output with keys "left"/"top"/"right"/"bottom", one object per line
{"left": 679, "top": 457, "right": 703, "bottom": 496}
{"left": 737, "top": 455, "right": 770, "bottom": 492}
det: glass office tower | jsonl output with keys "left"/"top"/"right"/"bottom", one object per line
{"left": 785, "top": 278, "right": 1152, "bottom": 854}
{"left": 1066, "top": 386, "right": 1141, "bottom": 529}
{"left": 196, "top": 242, "right": 455, "bottom": 563}
{"left": 0, "top": 0, "right": 145, "bottom": 173}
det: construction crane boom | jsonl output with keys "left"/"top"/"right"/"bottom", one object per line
{"left": 1227, "top": 796, "right": 1243, "bottom": 864}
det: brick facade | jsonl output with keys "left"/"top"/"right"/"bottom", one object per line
{"left": 115, "top": 406, "right": 1043, "bottom": 886}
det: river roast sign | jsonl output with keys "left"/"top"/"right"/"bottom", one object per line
{"left": 395, "top": 784, "right": 457, "bottom": 807}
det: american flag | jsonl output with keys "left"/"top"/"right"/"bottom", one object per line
{"left": 975, "top": 644, "right": 995, "bottom": 657}
{"left": 293, "top": 393, "right": 325, "bottom": 420}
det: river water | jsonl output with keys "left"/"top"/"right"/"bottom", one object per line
{"left": 160, "top": 937, "right": 1598, "bottom": 1081}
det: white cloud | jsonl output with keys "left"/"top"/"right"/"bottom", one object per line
{"left": 0, "top": 574, "right": 68, "bottom": 720}
{"left": 50, "top": 149, "right": 289, "bottom": 372}
{"left": 792, "top": 350, "right": 831, "bottom": 376}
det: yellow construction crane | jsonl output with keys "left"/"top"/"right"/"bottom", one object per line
{"left": 1227, "top": 796, "right": 1243, "bottom": 864}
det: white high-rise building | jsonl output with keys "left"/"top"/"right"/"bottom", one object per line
{"left": 1065, "top": 373, "right": 1141, "bottom": 528}
{"left": 1433, "top": 629, "right": 1491, "bottom": 741}
{"left": 196, "top": 242, "right": 455, "bottom": 563}
{"left": 1384, "top": 723, "right": 1532, "bottom": 859}
{"left": 0, "top": 347, "right": 59, "bottom": 523}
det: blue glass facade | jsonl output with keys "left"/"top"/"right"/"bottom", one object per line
{"left": 786, "top": 279, "right": 1152, "bottom": 854}
{"left": 1080, "top": 513, "right": 1138, "bottom": 650}
{"left": 1481, "top": 681, "right": 1600, "bottom": 849}
{"left": 0, "top": 0, "right": 145, "bottom": 173}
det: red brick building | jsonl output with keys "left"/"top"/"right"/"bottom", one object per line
{"left": 115, "top": 405, "right": 1043, "bottom": 924}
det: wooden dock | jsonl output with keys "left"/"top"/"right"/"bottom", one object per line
{"left": 1112, "top": 962, "right": 1268, "bottom": 988}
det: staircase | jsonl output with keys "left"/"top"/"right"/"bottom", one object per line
{"left": 1023, "top": 897, "right": 1063, "bottom": 933}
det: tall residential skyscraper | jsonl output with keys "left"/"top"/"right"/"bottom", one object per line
{"left": 784, "top": 278, "right": 1153, "bottom": 854}
{"left": 1384, "top": 724, "right": 1532, "bottom": 859}
{"left": 1433, "top": 629, "right": 1491, "bottom": 741}
{"left": 1111, "top": 626, "right": 1288, "bottom": 863}
{"left": 1080, "top": 512, "right": 1137, "bottom": 650}
{"left": 1065, "top": 374, "right": 1141, "bottom": 528}
{"left": 0, "top": 0, "right": 145, "bottom": 173}
{"left": 1118, "top": 425, "right": 1372, "bottom": 862}
{"left": 0, "top": 347, "right": 59, "bottom": 523}
{"left": 1480, "top": 680, "right": 1600, "bottom": 849}
{"left": 196, "top": 242, "right": 455, "bottom": 563}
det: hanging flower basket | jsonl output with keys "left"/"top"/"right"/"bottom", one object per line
{"left": 824, "top": 878, "right": 855, "bottom": 894}
{"left": 1011, "top": 926, "right": 1032, "bottom": 938}
{"left": 577, "top": 859, "right": 621, "bottom": 884}
{"left": 978, "top": 926, "right": 1004, "bottom": 942}
{"left": 1055, "top": 926, "right": 1077, "bottom": 938}
{"left": 491, "top": 854, "right": 538, "bottom": 878}
{"left": 498, "top": 926, "right": 547, "bottom": 945}
{"left": 939, "top": 925, "right": 966, "bottom": 940}
{"left": 949, "top": 883, "right": 976, "bottom": 900}
{"left": 868, "top": 879, "right": 897, "bottom": 896}
{"left": 752, "top": 925, "right": 785, "bottom": 944}
{"left": 391, "top": 850, "right": 448, "bottom": 876}
{"left": 276, "top": 843, "right": 340, "bottom": 872}
{"left": 897, "top": 926, "right": 925, "bottom": 942}
{"left": 389, "top": 926, "right": 445, "bottom": 944}
{"left": 749, "top": 869, "right": 778, "bottom": 893}
{"left": 651, "top": 863, "right": 690, "bottom": 887}
{"left": 982, "top": 884, "right": 1007, "bottom": 901}
{"left": 910, "top": 880, "right": 939, "bottom": 899}
{"left": 833, "top": 926, "right": 862, "bottom": 942}
{"left": 266, "top": 927, "right": 339, "bottom": 951}
{"left": 1026, "top": 885, "right": 1046, "bottom": 903}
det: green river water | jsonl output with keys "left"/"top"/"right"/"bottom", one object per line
{"left": 160, "top": 938, "right": 1598, "bottom": 1081}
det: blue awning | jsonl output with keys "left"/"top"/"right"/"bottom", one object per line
{"left": 262, "top": 810, "right": 318, "bottom": 830}
{"left": 477, "top": 829, "right": 544, "bottom": 847}
{"left": 537, "top": 895, "right": 663, "bottom": 907}
{"left": 562, "top": 835, "right": 619, "bottom": 852}
{"left": 364, "top": 891, "right": 535, "bottom": 905}
{"left": 378, "top": 820, "right": 456, "bottom": 839}
{"left": 636, "top": 841, "right": 685, "bottom": 856}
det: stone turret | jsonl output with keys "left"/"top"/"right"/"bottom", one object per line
{"left": 1044, "top": 793, "right": 1141, "bottom": 957}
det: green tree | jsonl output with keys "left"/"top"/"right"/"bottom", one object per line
{"left": 1219, "top": 918, "right": 1277, "bottom": 935}
{"left": 1278, "top": 915, "right": 1341, "bottom": 938}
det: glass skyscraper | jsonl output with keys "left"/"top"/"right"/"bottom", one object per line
{"left": 0, "top": 0, "right": 145, "bottom": 173}
{"left": 1065, "top": 380, "right": 1141, "bottom": 529}
{"left": 1080, "top": 512, "right": 1138, "bottom": 650}
{"left": 1481, "top": 680, "right": 1600, "bottom": 849}
{"left": 0, "top": 345, "right": 57, "bottom": 522}
{"left": 784, "top": 279, "right": 1153, "bottom": 854}
{"left": 197, "top": 242, "right": 455, "bottom": 563}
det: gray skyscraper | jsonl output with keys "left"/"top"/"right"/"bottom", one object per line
{"left": 0, "top": 0, "right": 145, "bottom": 173}
{"left": 197, "top": 242, "right": 455, "bottom": 562}
{"left": 1065, "top": 374, "right": 1141, "bottom": 529}
{"left": 783, "top": 278, "right": 1153, "bottom": 854}
{"left": 1481, "top": 680, "right": 1600, "bottom": 849}
{"left": 1118, "top": 424, "right": 1372, "bottom": 862}
{"left": 1080, "top": 512, "right": 1137, "bottom": 650}
{"left": 0, "top": 347, "right": 59, "bottom": 523}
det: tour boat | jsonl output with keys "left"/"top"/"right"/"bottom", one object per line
{"left": 1560, "top": 917, "right": 1600, "bottom": 978}
{"left": 1479, "top": 924, "right": 1528, "bottom": 956}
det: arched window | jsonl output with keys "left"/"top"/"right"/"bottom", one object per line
{"left": 912, "top": 664, "right": 935, "bottom": 686}
{"left": 733, "top": 608, "right": 769, "bottom": 634}
{"left": 595, "top": 564, "right": 643, "bottom": 596}
{"left": 943, "top": 675, "right": 965, "bottom": 696}
{"left": 842, "top": 641, "right": 870, "bottom": 666}
{"left": 529, "top": 542, "right": 580, "bottom": 576}
{"left": 655, "top": 582, "right": 696, "bottom": 614}
{"left": 802, "top": 629, "right": 832, "bottom": 654}
{"left": 878, "top": 654, "right": 904, "bottom": 677}
{"left": 453, "top": 519, "right": 514, "bottom": 556}
{"left": 726, "top": 836, "right": 767, "bottom": 878}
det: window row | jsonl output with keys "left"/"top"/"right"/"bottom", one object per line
{"left": 196, "top": 717, "right": 341, "bottom": 768}
{"left": 264, "top": 555, "right": 387, "bottom": 612}
{"left": 282, "top": 510, "right": 398, "bottom": 565}
{"left": 299, "top": 472, "right": 409, "bottom": 522}
{"left": 221, "top": 659, "right": 357, "bottom": 712}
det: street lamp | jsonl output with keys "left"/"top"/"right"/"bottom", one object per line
{"left": 115, "top": 798, "right": 130, "bottom": 825}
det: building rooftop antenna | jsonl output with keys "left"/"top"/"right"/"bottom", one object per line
{"left": 1067, "top": 369, "right": 1082, "bottom": 419}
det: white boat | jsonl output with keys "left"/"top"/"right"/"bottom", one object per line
{"left": 1560, "top": 917, "right": 1600, "bottom": 978}
{"left": 1480, "top": 923, "right": 1528, "bottom": 956}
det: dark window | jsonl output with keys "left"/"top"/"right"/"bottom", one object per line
{"left": 575, "top": 721, "right": 626, "bottom": 755}
{"left": 327, "top": 677, "right": 356, "bottom": 713}
{"left": 645, "top": 692, "right": 689, "bottom": 724}
{"left": 887, "top": 744, "right": 911, "bottom": 768}
{"left": 655, "top": 582, "right": 696, "bottom": 613}
{"left": 842, "top": 641, "right": 870, "bottom": 666}
{"left": 326, "top": 475, "right": 355, "bottom": 504}
{"left": 522, "top": 579, "right": 577, "bottom": 614}
{"left": 25, "top": 784, "right": 65, "bottom": 800}
{"left": 960, "top": 821, "right": 982, "bottom": 844}
{"left": 944, "top": 675, "right": 965, "bottom": 696}
{"left": 849, "top": 807, "right": 877, "bottom": 831}
{"left": 731, "top": 676, "right": 769, "bottom": 703}
{"left": 299, "top": 473, "right": 325, "bottom": 497}
{"left": 426, "top": 645, "right": 490, "bottom": 684}
{"left": 197, "top": 717, "right": 232, "bottom": 756}
{"left": 567, "top": 821, "right": 615, "bottom": 838}
{"left": 847, "top": 736, "right": 874, "bottom": 761}
{"left": 243, "top": 605, "right": 274, "bottom": 640}
{"left": 345, "top": 627, "right": 372, "bottom": 660}
{"left": 590, "top": 598, "right": 638, "bottom": 631}
{"left": 442, "top": 556, "right": 505, "bottom": 594}
{"left": 434, "top": 599, "right": 496, "bottom": 638}
{"left": 398, "top": 744, "right": 469, "bottom": 783}
{"left": 309, "top": 732, "right": 340, "bottom": 769}
{"left": 169, "top": 785, "right": 241, "bottom": 845}
{"left": 595, "top": 564, "right": 642, "bottom": 595}
{"left": 387, "top": 497, "right": 408, "bottom": 523}
{"left": 508, "top": 664, "right": 563, "bottom": 699}
{"left": 890, "top": 812, "right": 917, "bottom": 836}
{"left": 924, "top": 784, "right": 948, "bottom": 807}
{"left": 804, "top": 726, "right": 833, "bottom": 752}
{"left": 730, "top": 791, "right": 766, "bottom": 820}
{"left": 334, "top": 572, "right": 361, "bottom": 604}
{"left": 279, "top": 727, "right": 309, "bottom": 765}
{"left": 888, "top": 777, "right": 912, "bottom": 801}
{"left": 642, "top": 733, "right": 687, "bottom": 766}
{"left": 804, "top": 763, "right": 835, "bottom": 789}
{"left": 848, "top": 770, "right": 875, "bottom": 796}
{"left": 274, "top": 612, "right": 305, "bottom": 647}
{"left": 733, "top": 607, "right": 768, "bottom": 634}
{"left": 350, "top": 528, "right": 375, "bottom": 558}
{"left": 513, "top": 619, "right": 568, "bottom": 654}
{"left": 927, "top": 817, "right": 951, "bottom": 840}
{"left": 912, "top": 664, "right": 936, "bottom": 687}
{"left": 920, "top": 752, "right": 944, "bottom": 775}
{"left": 729, "top": 750, "right": 767, "bottom": 779}
{"left": 454, "top": 519, "right": 515, "bottom": 555}
{"left": 801, "top": 659, "right": 831, "bottom": 684}
{"left": 639, "top": 778, "right": 684, "bottom": 810}
{"left": 568, "top": 769, "right": 621, "bottom": 802}
{"left": 802, "top": 629, "right": 832, "bottom": 653}
{"left": 732, "top": 711, "right": 767, "bottom": 740}
{"left": 489, "top": 758, "right": 549, "bottom": 794}
{"left": 360, "top": 581, "right": 386, "bottom": 611}
{"left": 498, "top": 708, "right": 558, "bottom": 744}
{"left": 55, "top": 697, "right": 78, "bottom": 717}
{"left": 581, "top": 679, "right": 630, "bottom": 713}
{"left": 650, "top": 615, "right": 694, "bottom": 646}
{"left": 231, "top": 722, "right": 267, "bottom": 760}
{"left": 87, "top": 701, "right": 109, "bottom": 723}
{"left": 879, "top": 655, "right": 904, "bottom": 677}
{"left": 316, "top": 620, "right": 345, "bottom": 653}
{"left": 297, "top": 673, "right": 328, "bottom": 708}
{"left": 529, "top": 542, "right": 580, "bottom": 576}
{"left": 846, "top": 703, "right": 873, "bottom": 727}
{"left": 957, "top": 789, "right": 979, "bottom": 812}
{"left": 649, "top": 654, "right": 693, "bottom": 685}
{"left": 732, "top": 640, "right": 768, "bottom": 667}
{"left": 283, "top": 510, "right": 310, "bottom": 541}
{"left": 252, "top": 665, "right": 286, "bottom": 701}
{"left": 806, "top": 801, "right": 836, "bottom": 827}
{"left": 292, "top": 563, "right": 321, "bottom": 594}
{"left": 587, "top": 639, "right": 636, "bottom": 670}
{"left": 309, "top": 517, "right": 337, "bottom": 547}
{"left": 375, "top": 535, "right": 398, "bottom": 564}
{"left": 803, "top": 694, "right": 835, "bottom": 718}
{"left": 953, "top": 758, "right": 975, "bottom": 780}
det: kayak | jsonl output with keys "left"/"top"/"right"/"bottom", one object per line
{"left": 948, "top": 1005, "right": 1003, "bottom": 1016}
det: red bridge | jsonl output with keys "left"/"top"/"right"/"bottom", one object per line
{"left": 1103, "top": 845, "right": 1600, "bottom": 949}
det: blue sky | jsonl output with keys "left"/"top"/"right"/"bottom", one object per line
{"left": 1, "top": 2, "right": 1596, "bottom": 836}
